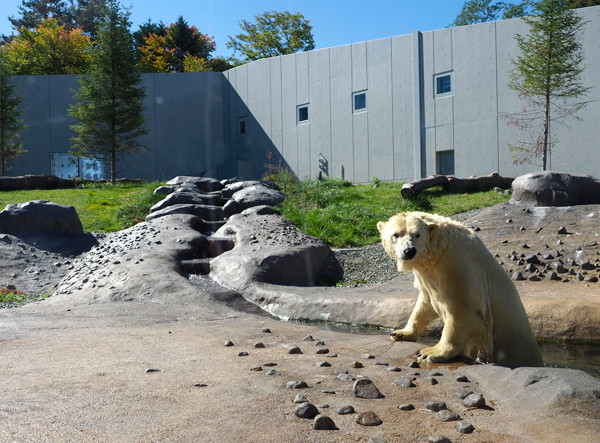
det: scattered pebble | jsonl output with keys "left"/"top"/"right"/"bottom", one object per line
{"left": 356, "top": 411, "right": 383, "bottom": 426}
{"left": 303, "top": 335, "right": 314, "bottom": 341}
{"left": 327, "top": 353, "right": 338, "bottom": 358}
{"left": 316, "top": 361, "right": 332, "bottom": 367}
{"left": 456, "top": 420, "right": 475, "bottom": 434}
{"left": 262, "top": 328, "right": 271, "bottom": 333}
{"left": 337, "top": 405, "right": 355, "bottom": 415}
{"left": 435, "top": 409, "right": 460, "bottom": 422}
{"left": 288, "top": 346, "right": 302, "bottom": 354}
{"left": 294, "top": 394, "right": 308, "bottom": 403}
{"left": 455, "top": 388, "right": 474, "bottom": 399}
{"left": 428, "top": 435, "right": 452, "bottom": 443}
{"left": 463, "top": 393, "right": 486, "bottom": 408}
{"left": 398, "top": 403, "right": 415, "bottom": 411}
{"left": 254, "top": 342, "right": 265, "bottom": 348}
{"left": 425, "top": 400, "right": 447, "bottom": 412}
{"left": 224, "top": 340, "right": 234, "bottom": 347}
{"left": 374, "top": 361, "right": 389, "bottom": 366}
{"left": 192, "top": 383, "right": 208, "bottom": 388}
{"left": 286, "top": 380, "right": 309, "bottom": 389}
{"left": 362, "top": 353, "right": 375, "bottom": 359}
{"left": 249, "top": 366, "right": 262, "bottom": 371}
{"left": 295, "top": 403, "right": 319, "bottom": 419}
{"left": 558, "top": 226, "right": 568, "bottom": 234}
{"left": 262, "top": 362, "right": 278, "bottom": 367}
{"left": 423, "top": 377, "right": 438, "bottom": 385}
{"left": 337, "top": 372, "right": 356, "bottom": 382}
{"left": 314, "top": 341, "right": 325, "bottom": 346}
{"left": 238, "top": 351, "right": 248, "bottom": 357}
{"left": 393, "top": 377, "right": 415, "bottom": 388}
{"left": 350, "top": 361, "right": 364, "bottom": 368}
{"left": 145, "top": 368, "right": 161, "bottom": 373}
{"left": 387, "top": 366, "right": 402, "bottom": 372}
{"left": 265, "top": 369, "right": 281, "bottom": 376}
{"left": 320, "top": 389, "right": 335, "bottom": 394}
{"left": 353, "top": 378, "right": 384, "bottom": 399}
{"left": 315, "top": 348, "right": 329, "bottom": 354}
{"left": 456, "top": 375, "right": 469, "bottom": 382}
{"left": 313, "top": 414, "right": 337, "bottom": 430}
{"left": 407, "top": 361, "right": 420, "bottom": 368}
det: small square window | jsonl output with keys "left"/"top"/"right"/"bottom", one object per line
{"left": 436, "top": 150, "right": 455, "bottom": 175}
{"left": 353, "top": 91, "right": 367, "bottom": 112}
{"left": 435, "top": 73, "right": 452, "bottom": 96}
{"left": 239, "top": 120, "right": 246, "bottom": 135}
{"left": 297, "top": 104, "right": 309, "bottom": 124}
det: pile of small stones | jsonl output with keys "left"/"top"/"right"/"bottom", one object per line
{"left": 223, "top": 329, "right": 491, "bottom": 441}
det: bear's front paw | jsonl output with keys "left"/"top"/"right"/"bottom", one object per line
{"left": 416, "top": 345, "right": 455, "bottom": 363}
{"left": 390, "top": 329, "right": 418, "bottom": 342}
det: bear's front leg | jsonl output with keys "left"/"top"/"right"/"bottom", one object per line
{"left": 390, "top": 291, "right": 438, "bottom": 342}
{"left": 416, "top": 315, "right": 477, "bottom": 362}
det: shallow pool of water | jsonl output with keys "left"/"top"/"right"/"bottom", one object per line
{"left": 303, "top": 320, "right": 600, "bottom": 378}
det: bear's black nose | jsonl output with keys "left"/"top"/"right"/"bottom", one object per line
{"left": 402, "top": 247, "right": 417, "bottom": 260}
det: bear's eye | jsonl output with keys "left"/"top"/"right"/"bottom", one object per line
{"left": 392, "top": 232, "right": 400, "bottom": 241}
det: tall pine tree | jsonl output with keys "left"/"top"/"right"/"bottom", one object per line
{"left": 507, "top": 0, "right": 591, "bottom": 169}
{"left": 69, "top": 0, "right": 147, "bottom": 184}
{"left": 0, "top": 54, "right": 27, "bottom": 175}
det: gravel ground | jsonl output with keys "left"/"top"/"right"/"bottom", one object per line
{"left": 325, "top": 209, "right": 485, "bottom": 286}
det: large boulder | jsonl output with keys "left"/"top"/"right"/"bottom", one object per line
{"left": 165, "top": 176, "right": 223, "bottom": 193}
{"left": 0, "top": 175, "right": 74, "bottom": 191}
{"left": 0, "top": 200, "right": 83, "bottom": 236}
{"left": 230, "top": 184, "right": 285, "bottom": 211}
{"left": 510, "top": 171, "right": 600, "bottom": 206}
{"left": 149, "top": 190, "right": 222, "bottom": 213}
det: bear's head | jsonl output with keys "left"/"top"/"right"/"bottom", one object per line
{"left": 377, "top": 212, "right": 438, "bottom": 272}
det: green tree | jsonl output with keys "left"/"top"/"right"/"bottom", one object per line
{"left": 132, "top": 18, "right": 166, "bottom": 50}
{"left": 9, "top": 0, "right": 72, "bottom": 31}
{"left": 2, "top": 18, "right": 92, "bottom": 74}
{"left": 0, "top": 54, "right": 28, "bottom": 175}
{"left": 506, "top": 0, "right": 591, "bottom": 169}
{"left": 71, "top": 0, "right": 109, "bottom": 38}
{"left": 166, "top": 16, "right": 216, "bottom": 72}
{"left": 69, "top": 0, "right": 147, "bottom": 184}
{"left": 226, "top": 10, "right": 315, "bottom": 62}
{"left": 450, "top": 0, "right": 506, "bottom": 26}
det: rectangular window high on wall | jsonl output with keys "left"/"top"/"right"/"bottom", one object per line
{"left": 297, "top": 104, "right": 309, "bottom": 124}
{"left": 436, "top": 150, "right": 455, "bottom": 175}
{"left": 434, "top": 72, "right": 452, "bottom": 97}
{"left": 353, "top": 91, "right": 367, "bottom": 113}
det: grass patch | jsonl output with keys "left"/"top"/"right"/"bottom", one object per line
{"left": 0, "top": 181, "right": 165, "bottom": 233}
{"left": 0, "top": 288, "right": 50, "bottom": 307}
{"left": 278, "top": 178, "right": 510, "bottom": 247}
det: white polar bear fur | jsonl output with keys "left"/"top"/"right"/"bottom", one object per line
{"left": 377, "top": 211, "right": 543, "bottom": 368}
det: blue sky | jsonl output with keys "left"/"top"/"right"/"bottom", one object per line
{"left": 1, "top": 0, "right": 467, "bottom": 58}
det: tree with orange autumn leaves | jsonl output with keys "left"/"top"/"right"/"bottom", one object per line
{"left": 2, "top": 18, "right": 92, "bottom": 74}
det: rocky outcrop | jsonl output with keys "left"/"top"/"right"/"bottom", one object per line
{"left": 510, "top": 171, "right": 600, "bottom": 206}
{"left": 0, "top": 200, "right": 83, "bottom": 236}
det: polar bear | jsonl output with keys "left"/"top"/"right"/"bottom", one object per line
{"left": 378, "top": 211, "right": 543, "bottom": 368}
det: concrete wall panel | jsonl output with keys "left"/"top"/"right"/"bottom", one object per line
{"left": 309, "top": 49, "right": 331, "bottom": 179}
{"left": 281, "top": 54, "right": 298, "bottom": 172}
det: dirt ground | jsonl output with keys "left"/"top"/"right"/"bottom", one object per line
{"left": 0, "top": 203, "right": 599, "bottom": 442}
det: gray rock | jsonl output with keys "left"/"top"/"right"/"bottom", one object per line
{"left": 288, "top": 346, "right": 302, "bottom": 354}
{"left": 313, "top": 414, "right": 337, "bottom": 430}
{"left": 512, "top": 271, "right": 526, "bottom": 281}
{"left": 393, "top": 377, "right": 415, "bottom": 388}
{"left": 510, "top": 171, "right": 600, "bottom": 206}
{"left": 149, "top": 191, "right": 221, "bottom": 213}
{"left": 356, "top": 411, "right": 383, "bottom": 426}
{"left": 0, "top": 201, "right": 83, "bottom": 236}
{"left": 286, "top": 380, "right": 309, "bottom": 389}
{"left": 165, "top": 176, "right": 222, "bottom": 192}
{"left": 249, "top": 366, "right": 262, "bottom": 371}
{"left": 221, "top": 180, "right": 271, "bottom": 198}
{"left": 456, "top": 375, "right": 469, "bottom": 382}
{"left": 303, "top": 335, "right": 314, "bottom": 341}
{"left": 145, "top": 203, "right": 223, "bottom": 222}
{"left": 435, "top": 409, "right": 460, "bottom": 422}
{"left": 254, "top": 342, "right": 265, "bottom": 348}
{"left": 293, "top": 394, "right": 308, "bottom": 403}
{"left": 387, "top": 366, "right": 402, "bottom": 372}
{"left": 316, "top": 361, "right": 331, "bottom": 367}
{"left": 456, "top": 420, "right": 475, "bottom": 434}
{"left": 337, "top": 405, "right": 355, "bottom": 415}
{"left": 265, "top": 369, "right": 281, "bottom": 376}
{"left": 224, "top": 340, "right": 234, "bottom": 347}
{"left": 455, "top": 389, "right": 474, "bottom": 399}
{"left": 362, "top": 353, "right": 375, "bottom": 359}
{"left": 315, "top": 348, "right": 329, "bottom": 354}
{"left": 398, "top": 403, "right": 415, "bottom": 411}
{"left": 428, "top": 436, "right": 452, "bottom": 443}
{"left": 350, "top": 361, "right": 364, "bottom": 368}
{"left": 337, "top": 372, "right": 356, "bottom": 382}
{"left": 425, "top": 400, "right": 447, "bottom": 412}
{"left": 463, "top": 393, "right": 486, "bottom": 408}
{"left": 231, "top": 184, "right": 285, "bottom": 211}
{"left": 295, "top": 402, "right": 319, "bottom": 419}
{"left": 353, "top": 378, "right": 384, "bottom": 399}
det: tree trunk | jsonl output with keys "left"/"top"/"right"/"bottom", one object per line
{"left": 401, "top": 172, "right": 514, "bottom": 199}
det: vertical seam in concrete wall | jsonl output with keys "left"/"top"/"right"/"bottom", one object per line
{"left": 390, "top": 38, "right": 395, "bottom": 180}
{"left": 494, "top": 21, "right": 501, "bottom": 173}
{"left": 366, "top": 43, "right": 371, "bottom": 181}
{"left": 47, "top": 76, "right": 52, "bottom": 163}
{"left": 328, "top": 48, "right": 333, "bottom": 179}
{"left": 351, "top": 45, "right": 355, "bottom": 180}
{"left": 451, "top": 28, "right": 455, "bottom": 172}
{"left": 412, "top": 31, "right": 424, "bottom": 180}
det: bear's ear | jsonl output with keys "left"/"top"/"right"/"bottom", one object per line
{"left": 426, "top": 222, "right": 439, "bottom": 235}
{"left": 377, "top": 221, "right": 386, "bottom": 233}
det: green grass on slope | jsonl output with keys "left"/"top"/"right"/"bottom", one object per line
{"left": 0, "top": 181, "right": 165, "bottom": 233}
{"left": 278, "top": 179, "right": 510, "bottom": 248}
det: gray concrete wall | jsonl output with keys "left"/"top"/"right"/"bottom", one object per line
{"left": 6, "top": 6, "right": 600, "bottom": 182}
